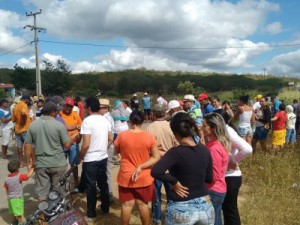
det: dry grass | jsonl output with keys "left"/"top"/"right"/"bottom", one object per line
{"left": 239, "top": 142, "right": 300, "bottom": 225}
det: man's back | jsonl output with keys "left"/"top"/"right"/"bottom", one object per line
{"left": 146, "top": 120, "right": 177, "bottom": 152}
{"left": 12, "top": 101, "right": 30, "bottom": 134}
{"left": 25, "top": 116, "right": 69, "bottom": 168}
{"left": 81, "top": 114, "right": 111, "bottom": 162}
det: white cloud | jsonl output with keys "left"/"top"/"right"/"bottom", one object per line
{"left": 0, "top": 10, "right": 32, "bottom": 54}
{"left": 265, "top": 22, "right": 282, "bottom": 35}
{"left": 3, "top": 0, "right": 286, "bottom": 74}
{"left": 268, "top": 49, "right": 300, "bottom": 77}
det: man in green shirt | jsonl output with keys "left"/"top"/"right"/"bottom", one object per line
{"left": 24, "top": 101, "right": 76, "bottom": 201}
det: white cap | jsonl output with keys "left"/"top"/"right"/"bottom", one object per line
{"left": 133, "top": 93, "right": 137, "bottom": 97}
{"left": 183, "top": 94, "right": 195, "bottom": 102}
{"left": 166, "top": 100, "right": 180, "bottom": 113}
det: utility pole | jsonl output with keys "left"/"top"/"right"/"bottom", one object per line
{"left": 24, "top": 9, "right": 46, "bottom": 95}
{"left": 263, "top": 68, "right": 266, "bottom": 80}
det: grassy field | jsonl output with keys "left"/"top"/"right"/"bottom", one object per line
{"left": 239, "top": 142, "right": 300, "bottom": 225}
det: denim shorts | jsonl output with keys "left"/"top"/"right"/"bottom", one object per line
{"left": 67, "top": 143, "right": 79, "bottom": 165}
{"left": 15, "top": 132, "right": 27, "bottom": 148}
{"left": 165, "top": 195, "right": 214, "bottom": 225}
{"left": 237, "top": 126, "right": 253, "bottom": 137}
{"left": 286, "top": 128, "right": 296, "bottom": 143}
{"left": 253, "top": 126, "right": 269, "bottom": 141}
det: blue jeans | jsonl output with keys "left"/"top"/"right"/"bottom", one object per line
{"left": 67, "top": 143, "right": 79, "bottom": 165}
{"left": 165, "top": 196, "right": 214, "bottom": 225}
{"left": 209, "top": 190, "right": 226, "bottom": 225}
{"left": 152, "top": 179, "right": 171, "bottom": 224}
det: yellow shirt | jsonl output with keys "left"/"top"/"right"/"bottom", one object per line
{"left": 12, "top": 101, "right": 31, "bottom": 134}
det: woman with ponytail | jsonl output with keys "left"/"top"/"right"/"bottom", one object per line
{"left": 114, "top": 110, "right": 160, "bottom": 225}
{"left": 203, "top": 112, "right": 231, "bottom": 225}
{"left": 151, "top": 112, "right": 214, "bottom": 225}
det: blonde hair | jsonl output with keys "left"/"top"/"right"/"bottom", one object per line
{"left": 203, "top": 112, "right": 231, "bottom": 153}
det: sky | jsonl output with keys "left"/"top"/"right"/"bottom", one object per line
{"left": 0, "top": 0, "right": 300, "bottom": 77}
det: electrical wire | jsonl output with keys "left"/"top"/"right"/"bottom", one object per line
{"left": 0, "top": 42, "right": 32, "bottom": 57}
{"left": 39, "top": 39, "right": 300, "bottom": 50}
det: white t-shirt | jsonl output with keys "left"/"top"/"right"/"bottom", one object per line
{"left": 72, "top": 106, "right": 80, "bottom": 115}
{"left": 81, "top": 114, "right": 111, "bottom": 162}
{"left": 125, "top": 107, "right": 132, "bottom": 114}
{"left": 157, "top": 96, "right": 167, "bottom": 106}
{"left": 226, "top": 125, "right": 252, "bottom": 177}
{"left": 286, "top": 113, "right": 296, "bottom": 129}
{"left": 252, "top": 101, "right": 261, "bottom": 112}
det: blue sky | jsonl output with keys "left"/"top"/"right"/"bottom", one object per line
{"left": 1, "top": 0, "right": 300, "bottom": 77}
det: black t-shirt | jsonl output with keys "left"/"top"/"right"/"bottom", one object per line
{"left": 130, "top": 98, "right": 139, "bottom": 110}
{"left": 151, "top": 144, "right": 213, "bottom": 201}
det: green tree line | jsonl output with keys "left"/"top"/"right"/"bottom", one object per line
{"left": 0, "top": 61, "right": 295, "bottom": 97}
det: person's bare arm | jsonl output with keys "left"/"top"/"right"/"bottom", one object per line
{"left": 108, "top": 131, "right": 113, "bottom": 148}
{"left": 132, "top": 145, "right": 160, "bottom": 182}
{"left": 271, "top": 116, "right": 278, "bottom": 122}
{"left": 79, "top": 134, "right": 91, "bottom": 162}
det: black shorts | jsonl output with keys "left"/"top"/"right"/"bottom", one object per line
{"left": 144, "top": 109, "right": 151, "bottom": 116}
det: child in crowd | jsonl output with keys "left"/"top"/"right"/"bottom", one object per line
{"left": 285, "top": 105, "right": 297, "bottom": 149}
{"left": 4, "top": 160, "right": 34, "bottom": 225}
{"left": 271, "top": 103, "right": 288, "bottom": 151}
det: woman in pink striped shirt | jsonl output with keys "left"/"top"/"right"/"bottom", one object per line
{"left": 203, "top": 112, "right": 231, "bottom": 225}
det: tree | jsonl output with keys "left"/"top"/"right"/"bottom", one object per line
{"left": 12, "top": 64, "right": 36, "bottom": 91}
{"left": 177, "top": 81, "right": 194, "bottom": 94}
{"left": 42, "top": 60, "right": 71, "bottom": 95}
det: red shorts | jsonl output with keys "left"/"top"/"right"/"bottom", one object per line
{"left": 118, "top": 183, "right": 155, "bottom": 203}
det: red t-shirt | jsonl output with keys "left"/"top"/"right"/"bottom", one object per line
{"left": 273, "top": 111, "right": 287, "bottom": 130}
{"left": 114, "top": 130, "right": 157, "bottom": 188}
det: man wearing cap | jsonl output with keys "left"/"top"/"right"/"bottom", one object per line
{"left": 48, "top": 96, "right": 66, "bottom": 125}
{"left": 198, "top": 93, "right": 214, "bottom": 116}
{"left": 24, "top": 101, "right": 77, "bottom": 201}
{"left": 99, "top": 99, "right": 114, "bottom": 201}
{"left": 146, "top": 104, "right": 177, "bottom": 225}
{"left": 12, "top": 95, "right": 31, "bottom": 167}
{"left": 166, "top": 100, "right": 185, "bottom": 117}
{"left": 60, "top": 97, "right": 82, "bottom": 192}
{"left": 142, "top": 92, "right": 152, "bottom": 123}
{"left": 130, "top": 93, "right": 139, "bottom": 111}
{"left": 183, "top": 94, "right": 205, "bottom": 144}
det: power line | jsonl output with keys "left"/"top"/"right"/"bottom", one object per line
{"left": 39, "top": 39, "right": 300, "bottom": 50}
{"left": 0, "top": 42, "right": 32, "bottom": 57}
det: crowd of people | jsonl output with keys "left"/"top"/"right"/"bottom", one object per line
{"left": 1, "top": 91, "right": 299, "bottom": 225}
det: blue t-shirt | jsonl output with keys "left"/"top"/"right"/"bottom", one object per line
{"left": 202, "top": 104, "right": 215, "bottom": 116}
{"left": 142, "top": 96, "right": 151, "bottom": 109}
{"left": 273, "top": 100, "right": 282, "bottom": 113}
{"left": 0, "top": 108, "right": 11, "bottom": 118}
{"left": 194, "top": 100, "right": 201, "bottom": 109}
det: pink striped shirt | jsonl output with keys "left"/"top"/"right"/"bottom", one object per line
{"left": 206, "top": 139, "right": 229, "bottom": 193}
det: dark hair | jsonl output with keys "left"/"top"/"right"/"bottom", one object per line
{"left": 214, "top": 109, "right": 237, "bottom": 132}
{"left": 0, "top": 99, "right": 8, "bottom": 105}
{"left": 123, "top": 100, "right": 130, "bottom": 106}
{"left": 222, "top": 100, "right": 231, "bottom": 106}
{"left": 239, "top": 95, "right": 249, "bottom": 104}
{"left": 213, "top": 96, "right": 220, "bottom": 102}
{"left": 85, "top": 96, "right": 100, "bottom": 112}
{"left": 170, "top": 112, "right": 199, "bottom": 139}
{"left": 129, "top": 110, "right": 144, "bottom": 125}
{"left": 279, "top": 103, "right": 286, "bottom": 111}
{"left": 293, "top": 99, "right": 298, "bottom": 104}
{"left": 8, "top": 160, "right": 20, "bottom": 173}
